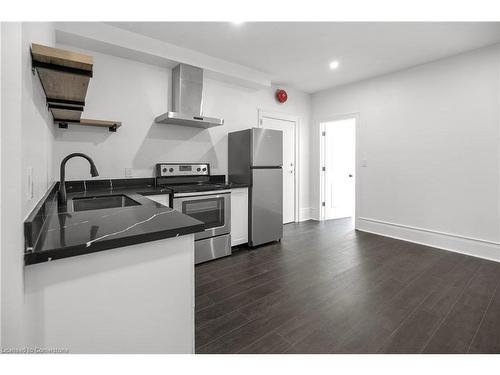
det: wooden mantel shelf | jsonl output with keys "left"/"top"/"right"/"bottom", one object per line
{"left": 31, "top": 43, "right": 121, "bottom": 132}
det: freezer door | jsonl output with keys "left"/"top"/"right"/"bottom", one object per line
{"left": 228, "top": 129, "right": 251, "bottom": 185}
{"left": 251, "top": 128, "right": 283, "bottom": 167}
{"left": 250, "top": 168, "right": 283, "bottom": 246}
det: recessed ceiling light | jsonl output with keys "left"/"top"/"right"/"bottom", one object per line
{"left": 329, "top": 61, "right": 340, "bottom": 70}
{"left": 232, "top": 21, "right": 244, "bottom": 26}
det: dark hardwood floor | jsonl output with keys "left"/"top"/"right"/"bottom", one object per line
{"left": 195, "top": 219, "right": 500, "bottom": 354}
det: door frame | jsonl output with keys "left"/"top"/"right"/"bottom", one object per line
{"left": 318, "top": 113, "right": 360, "bottom": 227}
{"left": 258, "top": 109, "right": 300, "bottom": 223}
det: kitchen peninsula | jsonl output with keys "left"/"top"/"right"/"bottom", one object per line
{"left": 23, "top": 177, "right": 204, "bottom": 353}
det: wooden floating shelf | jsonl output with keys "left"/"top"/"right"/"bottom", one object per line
{"left": 56, "top": 119, "right": 122, "bottom": 132}
{"left": 31, "top": 43, "right": 93, "bottom": 71}
{"left": 31, "top": 43, "right": 92, "bottom": 107}
{"left": 31, "top": 43, "right": 121, "bottom": 132}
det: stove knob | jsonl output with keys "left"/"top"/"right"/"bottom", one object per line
{"left": 197, "top": 167, "right": 201, "bottom": 172}
{"left": 169, "top": 168, "right": 174, "bottom": 173}
{"left": 202, "top": 167, "right": 207, "bottom": 172}
{"left": 162, "top": 168, "right": 167, "bottom": 173}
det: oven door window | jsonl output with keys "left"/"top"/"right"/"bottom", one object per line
{"left": 182, "top": 197, "right": 224, "bottom": 230}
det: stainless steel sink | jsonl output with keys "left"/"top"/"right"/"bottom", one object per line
{"left": 71, "top": 195, "right": 140, "bottom": 212}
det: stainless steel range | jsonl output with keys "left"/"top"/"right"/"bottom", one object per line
{"left": 156, "top": 163, "right": 231, "bottom": 264}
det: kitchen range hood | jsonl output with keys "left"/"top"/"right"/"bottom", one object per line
{"left": 154, "top": 63, "right": 224, "bottom": 128}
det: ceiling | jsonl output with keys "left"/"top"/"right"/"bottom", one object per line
{"left": 108, "top": 22, "right": 500, "bottom": 93}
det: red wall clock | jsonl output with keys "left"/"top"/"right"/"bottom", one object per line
{"left": 276, "top": 89, "right": 288, "bottom": 103}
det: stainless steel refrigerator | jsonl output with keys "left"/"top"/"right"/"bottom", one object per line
{"left": 228, "top": 128, "right": 283, "bottom": 246}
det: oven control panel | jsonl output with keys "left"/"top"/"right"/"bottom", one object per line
{"left": 156, "top": 163, "right": 210, "bottom": 177}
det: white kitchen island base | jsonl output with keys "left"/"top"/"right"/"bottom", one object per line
{"left": 23, "top": 234, "right": 195, "bottom": 354}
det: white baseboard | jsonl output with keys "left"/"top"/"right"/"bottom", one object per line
{"left": 298, "top": 208, "right": 311, "bottom": 221}
{"left": 298, "top": 207, "right": 320, "bottom": 222}
{"left": 356, "top": 217, "right": 500, "bottom": 263}
{"left": 309, "top": 208, "right": 320, "bottom": 221}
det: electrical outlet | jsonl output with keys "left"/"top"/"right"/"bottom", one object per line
{"left": 26, "top": 166, "right": 34, "bottom": 200}
{"left": 361, "top": 160, "right": 368, "bottom": 167}
{"left": 125, "top": 168, "right": 133, "bottom": 177}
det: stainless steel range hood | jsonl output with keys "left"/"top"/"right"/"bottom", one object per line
{"left": 155, "top": 64, "right": 224, "bottom": 128}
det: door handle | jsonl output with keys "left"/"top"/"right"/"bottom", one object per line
{"left": 349, "top": 174, "right": 353, "bottom": 177}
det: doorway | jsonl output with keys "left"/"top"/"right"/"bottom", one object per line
{"left": 320, "top": 117, "right": 356, "bottom": 221}
{"left": 259, "top": 110, "right": 299, "bottom": 224}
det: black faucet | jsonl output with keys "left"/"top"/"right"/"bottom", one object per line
{"left": 58, "top": 153, "right": 99, "bottom": 206}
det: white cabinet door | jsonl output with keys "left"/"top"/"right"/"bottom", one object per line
{"left": 231, "top": 188, "right": 248, "bottom": 246}
{"left": 145, "top": 194, "right": 170, "bottom": 207}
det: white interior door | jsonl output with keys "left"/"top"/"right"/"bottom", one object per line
{"left": 322, "top": 118, "right": 356, "bottom": 220}
{"left": 261, "top": 116, "right": 296, "bottom": 224}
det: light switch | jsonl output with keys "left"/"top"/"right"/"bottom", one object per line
{"left": 361, "top": 160, "right": 368, "bottom": 167}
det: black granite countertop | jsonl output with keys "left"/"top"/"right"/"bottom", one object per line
{"left": 24, "top": 178, "right": 204, "bottom": 265}
{"left": 227, "top": 182, "right": 250, "bottom": 189}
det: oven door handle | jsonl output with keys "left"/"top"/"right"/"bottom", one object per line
{"left": 174, "top": 190, "right": 232, "bottom": 198}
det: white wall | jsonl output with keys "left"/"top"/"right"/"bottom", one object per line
{"left": 1, "top": 22, "right": 56, "bottom": 347}
{"left": 1, "top": 22, "right": 24, "bottom": 348}
{"left": 52, "top": 45, "right": 312, "bottom": 216}
{"left": 311, "top": 45, "right": 500, "bottom": 261}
